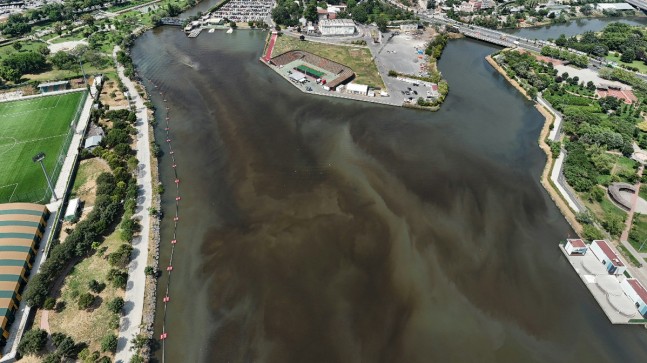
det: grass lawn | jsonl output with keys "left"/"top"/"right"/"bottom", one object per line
{"left": 582, "top": 192, "right": 627, "bottom": 224}
{"left": 0, "top": 41, "right": 48, "bottom": 57}
{"left": 71, "top": 158, "right": 111, "bottom": 207}
{"left": 640, "top": 184, "right": 647, "bottom": 202}
{"left": 272, "top": 35, "right": 385, "bottom": 89}
{"left": 50, "top": 32, "right": 87, "bottom": 44}
{"left": 629, "top": 214, "right": 647, "bottom": 253}
{"left": 0, "top": 92, "right": 86, "bottom": 203}
{"left": 606, "top": 52, "right": 647, "bottom": 74}
{"left": 23, "top": 64, "right": 115, "bottom": 82}
{"left": 617, "top": 244, "right": 642, "bottom": 267}
{"left": 48, "top": 224, "right": 125, "bottom": 355}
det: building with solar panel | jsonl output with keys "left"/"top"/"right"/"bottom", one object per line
{"left": 0, "top": 203, "right": 49, "bottom": 342}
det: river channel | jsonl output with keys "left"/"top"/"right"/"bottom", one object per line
{"left": 130, "top": 12, "right": 647, "bottom": 363}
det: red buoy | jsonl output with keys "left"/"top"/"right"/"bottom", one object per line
{"left": 171, "top": 239, "right": 177, "bottom": 244}
{"left": 163, "top": 296, "right": 170, "bottom": 302}
{"left": 167, "top": 266, "right": 173, "bottom": 271}
{"left": 172, "top": 164, "right": 177, "bottom": 168}
{"left": 175, "top": 197, "right": 181, "bottom": 201}
{"left": 173, "top": 216, "right": 179, "bottom": 221}
{"left": 160, "top": 333, "right": 168, "bottom": 340}
{"left": 175, "top": 179, "right": 180, "bottom": 184}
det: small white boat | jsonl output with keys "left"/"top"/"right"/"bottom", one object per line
{"left": 208, "top": 28, "right": 215, "bottom": 33}
{"left": 226, "top": 28, "right": 233, "bottom": 34}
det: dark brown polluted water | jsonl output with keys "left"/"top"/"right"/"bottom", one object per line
{"left": 130, "top": 25, "right": 647, "bottom": 363}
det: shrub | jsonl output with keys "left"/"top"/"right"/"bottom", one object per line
{"left": 43, "top": 297, "right": 56, "bottom": 310}
{"left": 107, "top": 297, "right": 125, "bottom": 314}
{"left": 78, "top": 293, "right": 95, "bottom": 310}
{"left": 42, "top": 352, "right": 62, "bottom": 363}
{"left": 109, "top": 244, "right": 133, "bottom": 267}
{"left": 18, "top": 328, "right": 48, "bottom": 356}
{"left": 101, "top": 334, "right": 118, "bottom": 352}
{"left": 88, "top": 279, "right": 106, "bottom": 293}
{"left": 107, "top": 268, "right": 128, "bottom": 289}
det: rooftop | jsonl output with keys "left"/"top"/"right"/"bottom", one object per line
{"left": 567, "top": 238, "right": 586, "bottom": 248}
{"left": 319, "top": 19, "right": 355, "bottom": 27}
{"left": 37, "top": 80, "right": 70, "bottom": 88}
{"left": 592, "top": 240, "right": 624, "bottom": 267}
{"left": 627, "top": 279, "right": 647, "bottom": 303}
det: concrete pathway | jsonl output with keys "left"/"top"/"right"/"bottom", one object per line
{"left": 40, "top": 311, "right": 50, "bottom": 333}
{"left": 52, "top": 90, "right": 94, "bottom": 202}
{"left": 537, "top": 94, "right": 563, "bottom": 142}
{"left": 620, "top": 165, "right": 644, "bottom": 244}
{"left": 112, "top": 46, "right": 153, "bottom": 363}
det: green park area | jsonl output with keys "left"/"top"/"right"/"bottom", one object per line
{"left": 0, "top": 91, "right": 86, "bottom": 203}
{"left": 272, "top": 35, "right": 385, "bottom": 89}
{"left": 495, "top": 50, "right": 647, "bottom": 242}
{"left": 606, "top": 52, "right": 647, "bottom": 74}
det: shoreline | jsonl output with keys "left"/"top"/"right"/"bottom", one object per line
{"left": 485, "top": 54, "right": 583, "bottom": 235}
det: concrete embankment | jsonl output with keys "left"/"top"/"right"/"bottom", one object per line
{"left": 485, "top": 54, "right": 583, "bottom": 235}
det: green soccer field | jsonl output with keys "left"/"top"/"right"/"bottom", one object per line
{"left": 0, "top": 91, "right": 87, "bottom": 203}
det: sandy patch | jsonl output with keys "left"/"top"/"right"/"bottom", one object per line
{"left": 100, "top": 80, "right": 129, "bottom": 109}
{"left": 48, "top": 40, "right": 88, "bottom": 53}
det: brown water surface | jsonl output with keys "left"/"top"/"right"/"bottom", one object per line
{"left": 131, "top": 28, "right": 647, "bottom": 363}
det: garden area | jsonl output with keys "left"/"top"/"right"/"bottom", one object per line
{"left": 495, "top": 49, "right": 646, "bottom": 241}
{"left": 18, "top": 107, "right": 146, "bottom": 362}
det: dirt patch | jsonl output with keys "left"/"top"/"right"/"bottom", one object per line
{"left": 100, "top": 80, "right": 129, "bottom": 109}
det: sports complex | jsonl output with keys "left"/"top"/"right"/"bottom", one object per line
{"left": 0, "top": 91, "right": 87, "bottom": 204}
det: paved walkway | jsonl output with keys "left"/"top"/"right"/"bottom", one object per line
{"left": 40, "top": 311, "right": 50, "bottom": 333}
{"left": 112, "top": 46, "right": 153, "bottom": 363}
{"left": 550, "top": 150, "right": 582, "bottom": 213}
{"left": 52, "top": 91, "right": 94, "bottom": 202}
{"left": 537, "top": 94, "right": 563, "bottom": 141}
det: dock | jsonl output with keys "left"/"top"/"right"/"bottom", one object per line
{"left": 559, "top": 244, "right": 647, "bottom": 324}
{"left": 187, "top": 28, "right": 203, "bottom": 38}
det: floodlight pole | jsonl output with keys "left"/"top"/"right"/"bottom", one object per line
{"left": 32, "top": 152, "right": 58, "bottom": 201}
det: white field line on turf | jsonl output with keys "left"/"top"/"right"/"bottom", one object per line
{"left": 0, "top": 184, "right": 18, "bottom": 203}
{"left": 0, "top": 95, "right": 63, "bottom": 118}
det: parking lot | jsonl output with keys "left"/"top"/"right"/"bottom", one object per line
{"left": 372, "top": 33, "right": 429, "bottom": 77}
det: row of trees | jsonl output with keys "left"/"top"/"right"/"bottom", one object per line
{"left": 24, "top": 108, "right": 140, "bottom": 307}
{"left": 540, "top": 46, "right": 589, "bottom": 68}
{"left": 272, "top": 0, "right": 414, "bottom": 28}
{"left": 553, "top": 22, "right": 647, "bottom": 63}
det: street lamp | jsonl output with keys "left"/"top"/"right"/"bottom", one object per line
{"left": 639, "top": 238, "right": 647, "bottom": 252}
{"left": 32, "top": 152, "right": 58, "bottom": 201}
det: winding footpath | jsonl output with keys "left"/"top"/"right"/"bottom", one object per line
{"left": 113, "top": 46, "right": 153, "bottom": 363}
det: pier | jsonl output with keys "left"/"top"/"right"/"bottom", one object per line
{"left": 187, "top": 28, "right": 203, "bottom": 38}
{"left": 560, "top": 242, "right": 647, "bottom": 325}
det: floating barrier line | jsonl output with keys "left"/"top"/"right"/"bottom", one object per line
{"left": 147, "top": 78, "right": 183, "bottom": 363}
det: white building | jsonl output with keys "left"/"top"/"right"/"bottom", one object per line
{"left": 345, "top": 83, "right": 368, "bottom": 95}
{"left": 319, "top": 19, "right": 356, "bottom": 36}
{"left": 590, "top": 240, "right": 627, "bottom": 275}
{"left": 64, "top": 198, "right": 80, "bottom": 221}
{"left": 400, "top": 23, "right": 418, "bottom": 32}
{"left": 620, "top": 278, "right": 647, "bottom": 317}
{"left": 595, "top": 3, "right": 635, "bottom": 11}
{"left": 565, "top": 239, "right": 588, "bottom": 255}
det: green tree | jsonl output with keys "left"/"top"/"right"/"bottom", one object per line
{"left": 12, "top": 42, "right": 22, "bottom": 51}
{"left": 101, "top": 334, "right": 118, "bottom": 353}
{"left": 78, "top": 293, "right": 95, "bottom": 310}
{"left": 18, "top": 329, "right": 48, "bottom": 356}
{"left": 305, "top": 3, "right": 318, "bottom": 23}
{"left": 376, "top": 14, "right": 389, "bottom": 33}
{"left": 107, "top": 297, "right": 125, "bottom": 314}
